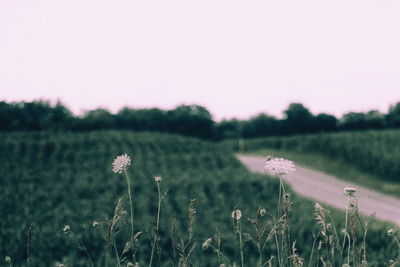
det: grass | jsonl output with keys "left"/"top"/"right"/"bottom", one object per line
{"left": 0, "top": 131, "right": 398, "bottom": 265}
{"left": 248, "top": 148, "right": 400, "bottom": 198}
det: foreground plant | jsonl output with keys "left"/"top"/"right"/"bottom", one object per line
{"left": 54, "top": 154, "right": 396, "bottom": 266}
{"left": 265, "top": 156, "right": 296, "bottom": 267}
{"left": 149, "top": 176, "right": 164, "bottom": 267}
{"left": 112, "top": 154, "right": 135, "bottom": 262}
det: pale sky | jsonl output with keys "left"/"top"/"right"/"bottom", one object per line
{"left": 1, "top": 0, "right": 400, "bottom": 120}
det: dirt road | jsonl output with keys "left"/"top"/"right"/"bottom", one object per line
{"left": 237, "top": 154, "right": 400, "bottom": 224}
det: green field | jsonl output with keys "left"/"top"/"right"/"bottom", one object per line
{"left": 0, "top": 131, "right": 397, "bottom": 266}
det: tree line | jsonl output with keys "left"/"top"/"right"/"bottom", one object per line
{"left": 1, "top": 100, "right": 400, "bottom": 140}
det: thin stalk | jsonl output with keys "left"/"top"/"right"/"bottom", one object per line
{"left": 124, "top": 171, "right": 135, "bottom": 262}
{"left": 275, "top": 232, "right": 282, "bottom": 267}
{"left": 238, "top": 221, "right": 244, "bottom": 267}
{"left": 341, "top": 197, "right": 350, "bottom": 261}
{"left": 113, "top": 239, "right": 121, "bottom": 267}
{"left": 76, "top": 235, "right": 94, "bottom": 267}
{"left": 347, "top": 233, "right": 351, "bottom": 266}
{"left": 393, "top": 235, "right": 400, "bottom": 250}
{"left": 308, "top": 233, "right": 320, "bottom": 267}
{"left": 149, "top": 181, "right": 162, "bottom": 267}
{"left": 105, "top": 243, "right": 110, "bottom": 267}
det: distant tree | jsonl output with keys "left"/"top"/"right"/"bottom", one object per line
{"left": 314, "top": 113, "right": 338, "bottom": 132}
{"left": 0, "top": 102, "right": 13, "bottom": 130}
{"left": 49, "top": 101, "right": 74, "bottom": 130}
{"left": 241, "top": 113, "right": 279, "bottom": 137}
{"left": 339, "top": 112, "right": 367, "bottom": 130}
{"left": 215, "top": 119, "right": 242, "bottom": 140}
{"left": 386, "top": 102, "right": 400, "bottom": 128}
{"left": 166, "top": 105, "right": 215, "bottom": 139}
{"left": 116, "top": 108, "right": 167, "bottom": 131}
{"left": 77, "top": 108, "right": 115, "bottom": 130}
{"left": 281, "top": 103, "right": 314, "bottom": 134}
{"left": 365, "top": 110, "right": 385, "bottom": 129}
{"left": 340, "top": 110, "right": 384, "bottom": 130}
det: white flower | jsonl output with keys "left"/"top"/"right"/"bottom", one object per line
{"left": 344, "top": 187, "right": 357, "bottom": 197}
{"left": 264, "top": 157, "right": 296, "bottom": 176}
{"left": 154, "top": 176, "right": 162, "bottom": 183}
{"left": 112, "top": 154, "right": 132, "bottom": 173}
{"left": 258, "top": 207, "right": 267, "bottom": 217}
{"left": 387, "top": 228, "right": 395, "bottom": 236}
{"left": 202, "top": 238, "right": 212, "bottom": 250}
{"left": 63, "top": 225, "right": 70, "bottom": 234}
{"left": 232, "top": 209, "right": 242, "bottom": 220}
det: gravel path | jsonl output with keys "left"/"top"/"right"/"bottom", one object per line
{"left": 237, "top": 154, "right": 400, "bottom": 224}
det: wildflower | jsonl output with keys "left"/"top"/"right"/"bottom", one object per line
{"left": 63, "top": 225, "right": 70, "bottom": 234}
{"left": 112, "top": 154, "right": 132, "bottom": 174}
{"left": 388, "top": 229, "right": 395, "bottom": 236}
{"left": 220, "top": 264, "right": 226, "bottom": 267}
{"left": 56, "top": 264, "right": 65, "bottom": 267}
{"left": 92, "top": 221, "right": 100, "bottom": 228}
{"left": 154, "top": 176, "right": 162, "bottom": 183}
{"left": 344, "top": 187, "right": 357, "bottom": 197}
{"left": 5, "top": 256, "right": 11, "bottom": 263}
{"left": 232, "top": 209, "right": 242, "bottom": 221}
{"left": 202, "top": 238, "right": 212, "bottom": 250}
{"left": 257, "top": 207, "right": 267, "bottom": 217}
{"left": 265, "top": 157, "right": 296, "bottom": 176}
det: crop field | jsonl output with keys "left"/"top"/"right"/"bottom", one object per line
{"left": 225, "top": 129, "right": 400, "bottom": 183}
{"left": 0, "top": 131, "right": 397, "bottom": 266}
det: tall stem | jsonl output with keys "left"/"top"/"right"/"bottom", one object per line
{"left": 125, "top": 171, "right": 135, "bottom": 262}
{"left": 341, "top": 197, "right": 349, "bottom": 262}
{"left": 113, "top": 239, "right": 121, "bottom": 267}
{"left": 238, "top": 221, "right": 244, "bottom": 267}
{"left": 149, "top": 181, "right": 161, "bottom": 267}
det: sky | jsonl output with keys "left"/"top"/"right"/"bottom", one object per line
{"left": 1, "top": 0, "right": 400, "bottom": 121}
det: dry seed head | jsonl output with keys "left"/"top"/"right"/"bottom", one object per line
{"left": 258, "top": 207, "right": 267, "bottom": 217}
{"left": 63, "top": 225, "right": 71, "bottom": 234}
{"left": 388, "top": 228, "right": 395, "bottom": 236}
{"left": 344, "top": 187, "right": 357, "bottom": 197}
{"left": 154, "top": 176, "right": 162, "bottom": 183}
{"left": 112, "top": 154, "right": 132, "bottom": 174}
{"left": 202, "top": 238, "right": 212, "bottom": 250}
{"left": 265, "top": 157, "right": 296, "bottom": 176}
{"left": 92, "top": 221, "right": 100, "bottom": 228}
{"left": 232, "top": 209, "right": 242, "bottom": 221}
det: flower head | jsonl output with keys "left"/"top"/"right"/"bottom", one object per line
{"left": 112, "top": 154, "right": 132, "bottom": 173}
{"left": 257, "top": 207, "right": 267, "bottom": 217}
{"left": 154, "top": 176, "right": 162, "bottom": 183}
{"left": 63, "top": 225, "right": 70, "bottom": 234}
{"left": 202, "top": 238, "right": 212, "bottom": 250}
{"left": 264, "top": 157, "right": 296, "bottom": 176}
{"left": 5, "top": 256, "right": 12, "bottom": 263}
{"left": 344, "top": 187, "right": 357, "bottom": 197}
{"left": 232, "top": 209, "right": 242, "bottom": 221}
{"left": 387, "top": 228, "right": 395, "bottom": 236}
